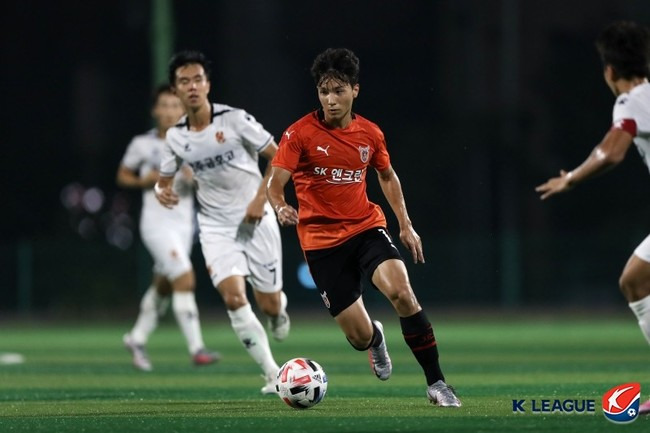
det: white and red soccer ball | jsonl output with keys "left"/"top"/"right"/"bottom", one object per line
{"left": 276, "top": 357, "right": 328, "bottom": 409}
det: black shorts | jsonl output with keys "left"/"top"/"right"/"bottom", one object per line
{"left": 304, "top": 227, "right": 403, "bottom": 317}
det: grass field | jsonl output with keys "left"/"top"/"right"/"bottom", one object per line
{"left": 1, "top": 313, "right": 649, "bottom": 432}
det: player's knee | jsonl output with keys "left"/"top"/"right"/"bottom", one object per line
{"left": 222, "top": 293, "right": 248, "bottom": 310}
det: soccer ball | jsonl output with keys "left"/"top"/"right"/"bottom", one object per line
{"left": 276, "top": 357, "right": 328, "bottom": 409}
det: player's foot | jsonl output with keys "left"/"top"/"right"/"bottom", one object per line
{"left": 192, "top": 348, "right": 222, "bottom": 366}
{"left": 260, "top": 373, "right": 277, "bottom": 395}
{"left": 368, "top": 320, "right": 392, "bottom": 380}
{"left": 268, "top": 291, "right": 290, "bottom": 341}
{"left": 427, "top": 380, "right": 462, "bottom": 407}
{"left": 123, "top": 333, "right": 152, "bottom": 372}
{"left": 640, "top": 398, "right": 650, "bottom": 415}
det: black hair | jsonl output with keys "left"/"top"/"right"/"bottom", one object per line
{"left": 152, "top": 83, "right": 174, "bottom": 105}
{"left": 168, "top": 50, "right": 212, "bottom": 86}
{"left": 596, "top": 21, "right": 650, "bottom": 80}
{"left": 310, "top": 48, "right": 360, "bottom": 86}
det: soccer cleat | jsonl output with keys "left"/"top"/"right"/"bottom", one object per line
{"left": 260, "top": 373, "right": 277, "bottom": 395}
{"left": 123, "top": 333, "right": 152, "bottom": 372}
{"left": 427, "top": 380, "right": 462, "bottom": 407}
{"left": 192, "top": 348, "right": 222, "bottom": 366}
{"left": 640, "top": 398, "right": 650, "bottom": 415}
{"left": 268, "top": 291, "right": 290, "bottom": 341}
{"left": 368, "top": 320, "right": 392, "bottom": 380}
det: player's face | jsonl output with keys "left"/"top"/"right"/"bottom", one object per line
{"left": 317, "top": 78, "right": 359, "bottom": 127}
{"left": 173, "top": 63, "right": 211, "bottom": 110}
{"left": 153, "top": 92, "right": 184, "bottom": 131}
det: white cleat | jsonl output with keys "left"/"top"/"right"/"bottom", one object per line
{"left": 123, "top": 333, "right": 152, "bottom": 372}
{"left": 368, "top": 320, "right": 392, "bottom": 380}
{"left": 268, "top": 291, "right": 290, "bottom": 341}
{"left": 260, "top": 373, "right": 277, "bottom": 395}
{"left": 427, "top": 380, "right": 461, "bottom": 407}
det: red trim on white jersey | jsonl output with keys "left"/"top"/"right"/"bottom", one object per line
{"left": 612, "top": 118, "right": 637, "bottom": 137}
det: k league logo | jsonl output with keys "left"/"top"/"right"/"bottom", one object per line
{"left": 602, "top": 382, "right": 641, "bottom": 424}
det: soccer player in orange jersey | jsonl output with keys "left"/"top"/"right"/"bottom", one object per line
{"left": 267, "top": 48, "right": 461, "bottom": 407}
{"left": 536, "top": 21, "right": 650, "bottom": 414}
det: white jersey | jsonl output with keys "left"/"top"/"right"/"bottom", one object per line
{"left": 161, "top": 103, "right": 274, "bottom": 233}
{"left": 121, "top": 129, "right": 195, "bottom": 232}
{"left": 612, "top": 81, "right": 650, "bottom": 172}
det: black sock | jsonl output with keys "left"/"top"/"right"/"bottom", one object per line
{"left": 347, "top": 321, "right": 383, "bottom": 351}
{"left": 400, "top": 310, "right": 445, "bottom": 385}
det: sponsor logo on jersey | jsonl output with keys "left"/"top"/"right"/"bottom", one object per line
{"left": 183, "top": 143, "right": 191, "bottom": 152}
{"left": 312, "top": 166, "right": 365, "bottom": 184}
{"left": 359, "top": 145, "right": 369, "bottom": 163}
{"left": 215, "top": 131, "right": 226, "bottom": 143}
{"left": 284, "top": 130, "right": 295, "bottom": 140}
{"left": 602, "top": 383, "right": 640, "bottom": 424}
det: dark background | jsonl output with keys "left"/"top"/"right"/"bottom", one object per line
{"left": 2, "top": 0, "right": 650, "bottom": 316}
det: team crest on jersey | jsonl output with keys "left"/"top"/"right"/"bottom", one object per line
{"left": 359, "top": 145, "right": 370, "bottom": 163}
{"left": 215, "top": 131, "right": 226, "bottom": 143}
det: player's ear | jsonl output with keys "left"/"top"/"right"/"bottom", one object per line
{"left": 352, "top": 83, "right": 360, "bottom": 98}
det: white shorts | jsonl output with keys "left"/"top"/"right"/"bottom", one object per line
{"left": 140, "top": 227, "right": 193, "bottom": 280}
{"left": 200, "top": 213, "right": 282, "bottom": 293}
{"left": 634, "top": 234, "right": 650, "bottom": 263}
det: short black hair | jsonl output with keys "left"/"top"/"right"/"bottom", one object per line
{"left": 168, "top": 50, "right": 212, "bottom": 86}
{"left": 152, "top": 83, "right": 174, "bottom": 105}
{"left": 310, "top": 48, "right": 360, "bottom": 86}
{"left": 596, "top": 21, "right": 650, "bottom": 80}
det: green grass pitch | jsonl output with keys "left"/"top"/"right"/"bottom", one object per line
{"left": 1, "top": 313, "right": 649, "bottom": 432}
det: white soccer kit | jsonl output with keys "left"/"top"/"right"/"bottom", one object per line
{"left": 611, "top": 81, "right": 650, "bottom": 261}
{"left": 161, "top": 103, "right": 283, "bottom": 292}
{"left": 121, "top": 129, "right": 195, "bottom": 279}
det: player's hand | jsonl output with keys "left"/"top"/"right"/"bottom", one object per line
{"left": 154, "top": 183, "right": 179, "bottom": 209}
{"left": 400, "top": 226, "right": 425, "bottom": 264}
{"left": 535, "top": 170, "right": 573, "bottom": 200}
{"left": 274, "top": 204, "right": 299, "bottom": 227}
{"left": 244, "top": 196, "right": 266, "bottom": 225}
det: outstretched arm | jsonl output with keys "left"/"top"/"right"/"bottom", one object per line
{"left": 535, "top": 128, "right": 634, "bottom": 200}
{"left": 376, "top": 165, "right": 424, "bottom": 264}
{"left": 266, "top": 166, "right": 299, "bottom": 226}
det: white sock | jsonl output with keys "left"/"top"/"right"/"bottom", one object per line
{"left": 172, "top": 292, "right": 206, "bottom": 355}
{"left": 629, "top": 294, "right": 650, "bottom": 345}
{"left": 228, "top": 303, "right": 279, "bottom": 377}
{"left": 130, "top": 286, "right": 161, "bottom": 345}
{"left": 268, "top": 291, "right": 288, "bottom": 320}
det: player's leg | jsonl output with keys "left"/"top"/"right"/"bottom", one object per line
{"left": 217, "top": 275, "right": 280, "bottom": 394}
{"left": 170, "top": 270, "right": 220, "bottom": 365}
{"left": 157, "top": 230, "right": 219, "bottom": 365}
{"left": 123, "top": 275, "right": 168, "bottom": 371}
{"left": 364, "top": 229, "right": 460, "bottom": 407}
{"left": 246, "top": 215, "right": 290, "bottom": 342}
{"left": 619, "top": 237, "right": 650, "bottom": 415}
{"left": 304, "top": 236, "right": 390, "bottom": 378}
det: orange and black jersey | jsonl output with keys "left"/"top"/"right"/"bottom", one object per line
{"left": 273, "top": 110, "right": 391, "bottom": 250}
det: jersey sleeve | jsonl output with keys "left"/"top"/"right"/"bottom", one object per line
{"left": 121, "top": 137, "right": 143, "bottom": 171}
{"left": 272, "top": 126, "right": 303, "bottom": 172}
{"left": 159, "top": 130, "right": 181, "bottom": 177}
{"left": 369, "top": 125, "right": 391, "bottom": 171}
{"left": 234, "top": 109, "right": 274, "bottom": 153}
{"left": 612, "top": 95, "right": 638, "bottom": 137}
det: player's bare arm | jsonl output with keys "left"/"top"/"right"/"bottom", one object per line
{"left": 535, "top": 128, "right": 634, "bottom": 200}
{"left": 376, "top": 165, "right": 425, "bottom": 264}
{"left": 116, "top": 165, "right": 159, "bottom": 190}
{"left": 154, "top": 175, "right": 179, "bottom": 209}
{"left": 266, "top": 166, "right": 299, "bottom": 227}
{"left": 244, "top": 141, "right": 279, "bottom": 224}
